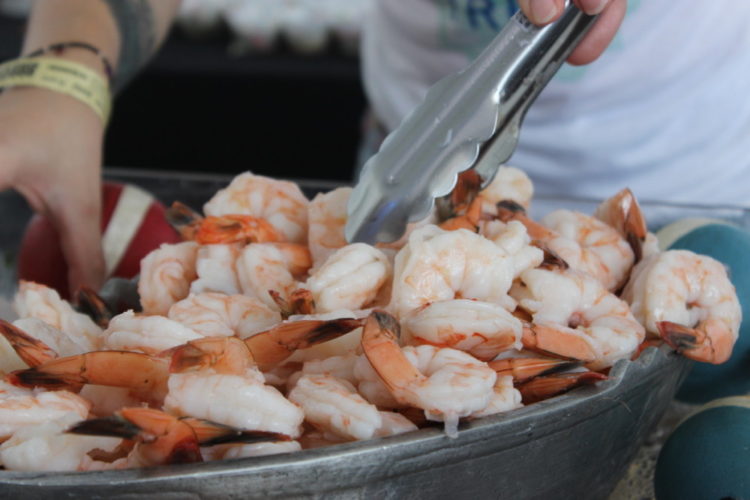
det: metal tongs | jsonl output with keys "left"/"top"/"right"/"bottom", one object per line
{"left": 346, "top": 1, "right": 598, "bottom": 244}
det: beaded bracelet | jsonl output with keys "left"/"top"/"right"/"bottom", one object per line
{"left": 26, "top": 41, "right": 114, "bottom": 85}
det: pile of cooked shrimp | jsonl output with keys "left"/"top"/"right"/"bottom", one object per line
{"left": 0, "top": 168, "right": 741, "bottom": 471}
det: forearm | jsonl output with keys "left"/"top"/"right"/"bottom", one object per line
{"left": 21, "top": 0, "right": 180, "bottom": 90}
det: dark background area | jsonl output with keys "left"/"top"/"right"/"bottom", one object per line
{"left": 0, "top": 14, "right": 367, "bottom": 182}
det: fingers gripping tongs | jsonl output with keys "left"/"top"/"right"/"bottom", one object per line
{"left": 346, "top": 2, "right": 598, "bottom": 244}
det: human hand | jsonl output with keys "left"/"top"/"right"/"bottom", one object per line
{"left": 0, "top": 86, "right": 106, "bottom": 294}
{"left": 517, "top": 0, "right": 627, "bottom": 65}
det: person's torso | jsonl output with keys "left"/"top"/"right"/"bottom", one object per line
{"left": 362, "top": 0, "right": 750, "bottom": 205}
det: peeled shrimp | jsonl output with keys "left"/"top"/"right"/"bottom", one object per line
{"left": 203, "top": 172, "right": 309, "bottom": 244}
{"left": 361, "top": 311, "right": 497, "bottom": 437}
{"left": 470, "top": 375, "right": 523, "bottom": 418}
{"left": 165, "top": 372, "right": 304, "bottom": 438}
{"left": 236, "top": 242, "right": 312, "bottom": 310}
{"left": 13, "top": 281, "right": 102, "bottom": 347}
{"left": 622, "top": 250, "right": 741, "bottom": 364}
{"left": 288, "top": 374, "right": 383, "bottom": 441}
{"left": 389, "top": 225, "right": 542, "bottom": 318}
{"left": 103, "top": 310, "right": 203, "bottom": 355}
{"left": 401, "top": 299, "right": 521, "bottom": 361}
{"left": 479, "top": 165, "right": 533, "bottom": 211}
{"left": 190, "top": 243, "right": 242, "bottom": 295}
{"left": 138, "top": 242, "right": 199, "bottom": 315}
{"left": 0, "top": 416, "right": 121, "bottom": 472}
{"left": 540, "top": 210, "right": 635, "bottom": 291}
{"left": 0, "top": 389, "right": 91, "bottom": 440}
{"left": 513, "top": 268, "right": 645, "bottom": 370}
{"left": 168, "top": 292, "right": 281, "bottom": 339}
{"left": 307, "top": 187, "right": 351, "bottom": 269}
{"left": 304, "top": 244, "right": 391, "bottom": 313}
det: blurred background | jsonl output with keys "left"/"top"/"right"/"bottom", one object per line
{"left": 0, "top": 0, "right": 370, "bottom": 182}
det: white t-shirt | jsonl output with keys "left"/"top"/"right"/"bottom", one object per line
{"left": 362, "top": 0, "right": 750, "bottom": 206}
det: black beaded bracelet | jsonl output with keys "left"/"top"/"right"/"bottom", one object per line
{"left": 27, "top": 41, "right": 114, "bottom": 84}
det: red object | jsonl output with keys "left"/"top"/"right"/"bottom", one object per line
{"left": 17, "top": 182, "right": 182, "bottom": 298}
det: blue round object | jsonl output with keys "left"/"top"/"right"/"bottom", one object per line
{"left": 654, "top": 397, "right": 750, "bottom": 500}
{"left": 665, "top": 223, "right": 750, "bottom": 403}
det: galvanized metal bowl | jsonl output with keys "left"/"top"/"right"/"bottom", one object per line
{"left": 1, "top": 169, "right": 745, "bottom": 499}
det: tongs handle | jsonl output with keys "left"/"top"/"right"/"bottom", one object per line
{"left": 472, "top": 2, "right": 598, "bottom": 182}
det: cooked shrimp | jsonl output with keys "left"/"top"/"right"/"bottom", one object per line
{"left": 470, "top": 375, "right": 522, "bottom": 418}
{"left": 165, "top": 372, "right": 304, "bottom": 438}
{"left": 479, "top": 165, "right": 533, "bottom": 211}
{"left": 2, "top": 317, "right": 98, "bottom": 362}
{"left": 389, "top": 225, "right": 542, "bottom": 318}
{"left": 594, "top": 188, "right": 648, "bottom": 262}
{"left": 401, "top": 299, "right": 521, "bottom": 361}
{"left": 282, "top": 310, "right": 366, "bottom": 364}
{"left": 307, "top": 187, "right": 351, "bottom": 269}
{"left": 0, "top": 416, "right": 121, "bottom": 472}
{"left": 70, "top": 407, "right": 202, "bottom": 467}
{"left": 167, "top": 201, "right": 282, "bottom": 245}
{"left": 622, "top": 250, "right": 741, "bottom": 364}
{"left": 304, "top": 244, "right": 391, "bottom": 313}
{"left": 138, "top": 242, "right": 199, "bottom": 315}
{"left": 488, "top": 355, "right": 580, "bottom": 383}
{"left": 236, "top": 242, "right": 312, "bottom": 310}
{"left": 497, "top": 204, "right": 634, "bottom": 292}
{"left": 203, "top": 172, "right": 309, "bottom": 244}
{"left": 361, "top": 311, "right": 497, "bottom": 437}
{"left": 0, "top": 389, "right": 91, "bottom": 440}
{"left": 288, "top": 353, "right": 359, "bottom": 389}
{"left": 9, "top": 351, "right": 170, "bottom": 404}
{"left": 13, "top": 281, "right": 102, "bottom": 347}
{"left": 190, "top": 243, "right": 242, "bottom": 295}
{"left": 103, "top": 310, "right": 203, "bottom": 355}
{"left": 208, "top": 315, "right": 365, "bottom": 371}
{"left": 353, "top": 351, "right": 404, "bottom": 409}
{"left": 288, "top": 374, "right": 383, "bottom": 441}
{"left": 168, "top": 293, "right": 281, "bottom": 339}
{"left": 517, "top": 371, "right": 607, "bottom": 404}
{"left": 512, "top": 268, "right": 645, "bottom": 370}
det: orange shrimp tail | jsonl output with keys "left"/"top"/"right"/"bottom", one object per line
{"left": 597, "top": 188, "right": 647, "bottom": 262}
{"left": 522, "top": 324, "right": 598, "bottom": 363}
{"left": 496, "top": 201, "right": 555, "bottom": 240}
{"left": 517, "top": 371, "right": 607, "bottom": 404}
{"left": 0, "top": 319, "right": 57, "bottom": 367}
{"left": 533, "top": 241, "right": 569, "bottom": 270}
{"left": 181, "top": 417, "right": 292, "bottom": 447}
{"left": 9, "top": 351, "right": 169, "bottom": 394}
{"left": 439, "top": 197, "right": 486, "bottom": 232}
{"left": 437, "top": 169, "right": 483, "bottom": 221}
{"left": 361, "top": 310, "right": 421, "bottom": 396}
{"left": 166, "top": 201, "right": 203, "bottom": 240}
{"left": 488, "top": 357, "right": 580, "bottom": 384}
{"left": 196, "top": 215, "right": 282, "bottom": 245}
{"left": 75, "top": 286, "right": 113, "bottom": 328}
{"left": 245, "top": 317, "right": 366, "bottom": 370}
{"left": 169, "top": 337, "right": 254, "bottom": 375}
{"left": 657, "top": 320, "right": 733, "bottom": 365}
{"left": 120, "top": 408, "right": 203, "bottom": 465}
{"left": 270, "top": 288, "right": 316, "bottom": 319}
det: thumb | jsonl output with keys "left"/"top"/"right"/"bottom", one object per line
{"left": 44, "top": 184, "right": 105, "bottom": 295}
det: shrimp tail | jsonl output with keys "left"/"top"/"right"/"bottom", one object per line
{"left": 522, "top": 324, "right": 598, "bottom": 363}
{"left": 533, "top": 242, "right": 569, "bottom": 270}
{"left": 68, "top": 414, "right": 142, "bottom": 440}
{"left": 76, "top": 285, "right": 113, "bottom": 328}
{"left": 7, "top": 368, "right": 81, "bottom": 390}
{"left": 517, "top": 371, "right": 607, "bottom": 404}
{"left": 0, "top": 319, "right": 57, "bottom": 367}
{"left": 270, "top": 288, "right": 316, "bottom": 318}
{"left": 245, "top": 317, "right": 366, "bottom": 370}
{"left": 169, "top": 337, "right": 253, "bottom": 375}
{"left": 657, "top": 320, "right": 733, "bottom": 364}
{"left": 496, "top": 201, "right": 555, "bottom": 240}
{"left": 166, "top": 201, "right": 203, "bottom": 240}
{"left": 436, "top": 169, "right": 483, "bottom": 220}
{"left": 488, "top": 357, "right": 580, "bottom": 384}
{"left": 180, "top": 417, "right": 292, "bottom": 447}
{"left": 595, "top": 188, "right": 647, "bottom": 262}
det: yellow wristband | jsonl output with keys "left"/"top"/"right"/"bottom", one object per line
{"left": 0, "top": 57, "right": 111, "bottom": 123}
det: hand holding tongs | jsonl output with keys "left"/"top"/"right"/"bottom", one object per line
{"left": 346, "top": 1, "right": 598, "bottom": 244}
